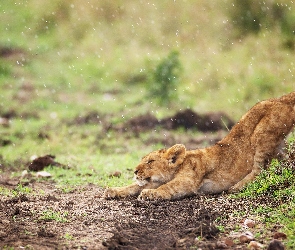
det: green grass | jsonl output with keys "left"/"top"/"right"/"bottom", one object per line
{"left": 0, "top": 184, "right": 33, "bottom": 197}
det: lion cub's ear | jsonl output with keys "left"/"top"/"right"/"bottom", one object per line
{"left": 165, "top": 144, "right": 186, "bottom": 166}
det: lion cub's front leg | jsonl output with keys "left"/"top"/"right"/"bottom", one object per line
{"left": 104, "top": 182, "right": 161, "bottom": 199}
{"left": 138, "top": 176, "right": 199, "bottom": 201}
{"left": 104, "top": 183, "right": 143, "bottom": 199}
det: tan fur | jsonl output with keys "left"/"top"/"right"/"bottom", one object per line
{"left": 104, "top": 92, "right": 295, "bottom": 200}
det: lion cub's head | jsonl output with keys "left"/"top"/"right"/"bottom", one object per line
{"left": 134, "top": 144, "right": 186, "bottom": 186}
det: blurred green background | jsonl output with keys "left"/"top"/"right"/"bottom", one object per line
{"left": 1, "top": 0, "right": 294, "bottom": 116}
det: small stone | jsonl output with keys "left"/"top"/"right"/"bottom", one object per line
{"left": 30, "top": 155, "right": 38, "bottom": 161}
{"left": 0, "top": 117, "right": 9, "bottom": 127}
{"left": 35, "top": 171, "right": 52, "bottom": 178}
{"left": 224, "top": 238, "right": 234, "bottom": 247}
{"left": 273, "top": 232, "right": 287, "bottom": 240}
{"left": 21, "top": 170, "right": 28, "bottom": 177}
{"left": 267, "top": 239, "right": 285, "bottom": 250}
{"left": 216, "top": 241, "right": 228, "bottom": 248}
{"left": 244, "top": 219, "right": 255, "bottom": 228}
{"left": 240, "top": 231, "right": 254, "bottom": 243}
{"left": 248, "top": 241, "right": 264, "bottom": 249}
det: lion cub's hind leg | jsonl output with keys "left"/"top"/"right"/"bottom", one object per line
{"left": 229, "top": 105, "right": 294, "bottom": 193}
{"left": 228, "top": 164, "right": 261, "bottom": 193}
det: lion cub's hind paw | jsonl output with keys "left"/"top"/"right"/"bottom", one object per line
{"left": 227, "top": 184, "right": 242, "bottom": 194}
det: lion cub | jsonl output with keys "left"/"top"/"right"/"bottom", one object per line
{"left": 104, "top": 92, "right": 295, "bottom": 200}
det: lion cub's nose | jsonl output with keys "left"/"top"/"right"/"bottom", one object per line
{"left": 134, "top": 170, "right": 138, "bottom": 175}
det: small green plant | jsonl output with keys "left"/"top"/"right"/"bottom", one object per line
{"left": 58, "top": 185, "right": 76, "bottom": 194}
{"left": 63, "top": 233, "right": 73, "bottom": 240}
{"left": 148, "top": 50, "right": 182, "bottom": 105}
{"left": 39, "top": 209, "right": 68, "bottom": 223}
{"left": 14, "top": 184, "right": 33, "bottom": 195}
{"left": 215, "top": 224, "right": 225, "bottom": 233}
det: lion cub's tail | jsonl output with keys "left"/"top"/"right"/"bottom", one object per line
{"left": 278, "top": 91, "right": 295, "bottom": 107}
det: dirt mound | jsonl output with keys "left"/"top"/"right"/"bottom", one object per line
{"left": 161, "top": 109, "right": 235, "bottom": 131}
{"left": 28, "top": 155, "right": 66, "bottom": 171}
{"left": 115, "top": 109, "right": 235, "bottom": 134}
{"left": 0, "top": 46, "right": 25, "bottom": 58}
{"left": 0, "top": 109, "right": 39, "bottom": 120}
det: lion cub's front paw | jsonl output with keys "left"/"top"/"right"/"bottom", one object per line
{"left": 103, "top": 187, "right": 128, "bottom": 199}
{"left": 138, "top": 189, "right": 171, "bottom": 201}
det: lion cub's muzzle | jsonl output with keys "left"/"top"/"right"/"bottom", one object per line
{"left": 134, "top": 170, "right": 151, "bottom": 186}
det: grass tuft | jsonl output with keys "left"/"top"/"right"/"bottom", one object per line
{"left": 39, "top": 209, "right": 69, "bottom": 223}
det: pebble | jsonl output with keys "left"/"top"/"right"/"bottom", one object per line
{"left": 273, "top": 232, "right": 287, "bottom": 240}
{"left": 216, "top": 241, "right": 228, "bottom": 248}
{"left": 0, "top": 117, "right": 9, "bottom": 127}
{"left": 267, "top": 239, "right": 285, "bottom": 250}
{"left": 35, "top": 171, "right": 52, "bottom": 178}
{"left": 21, "top": 170, "right": 29, "bottom": 177}
{"left": 243, "top": 218, "right": 255, "bottom": 228}
{"left": 248, "top": 241, "right": 264, "bottom": 249}
{"left": 223, "top": 238, "right": 234, "bottom": 247}
{"left": 239, "top": 231, "right": 254, "bottom": 243}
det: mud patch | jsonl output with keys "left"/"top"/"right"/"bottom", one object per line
{"left": 28, "top": 155, "right": 67, "bottom": 172}
{"left": 161, "top": 109, "right": 235, "bottom": 131}
{"left": 0, "top": 109, "right": 39, "bottom": 120}
{"left": 0, "top": 46, "right": 25, "bottom": 58}
{"left": 114, "top": 109, "right": 235, "bottom": 134}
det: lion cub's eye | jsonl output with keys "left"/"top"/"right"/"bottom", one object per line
{"left": 147, "top": 160, "right": 155, "bottom": 164}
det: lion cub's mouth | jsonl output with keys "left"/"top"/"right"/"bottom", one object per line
{"left": 135, "top": 177, "right": 151, "bottom": 186}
